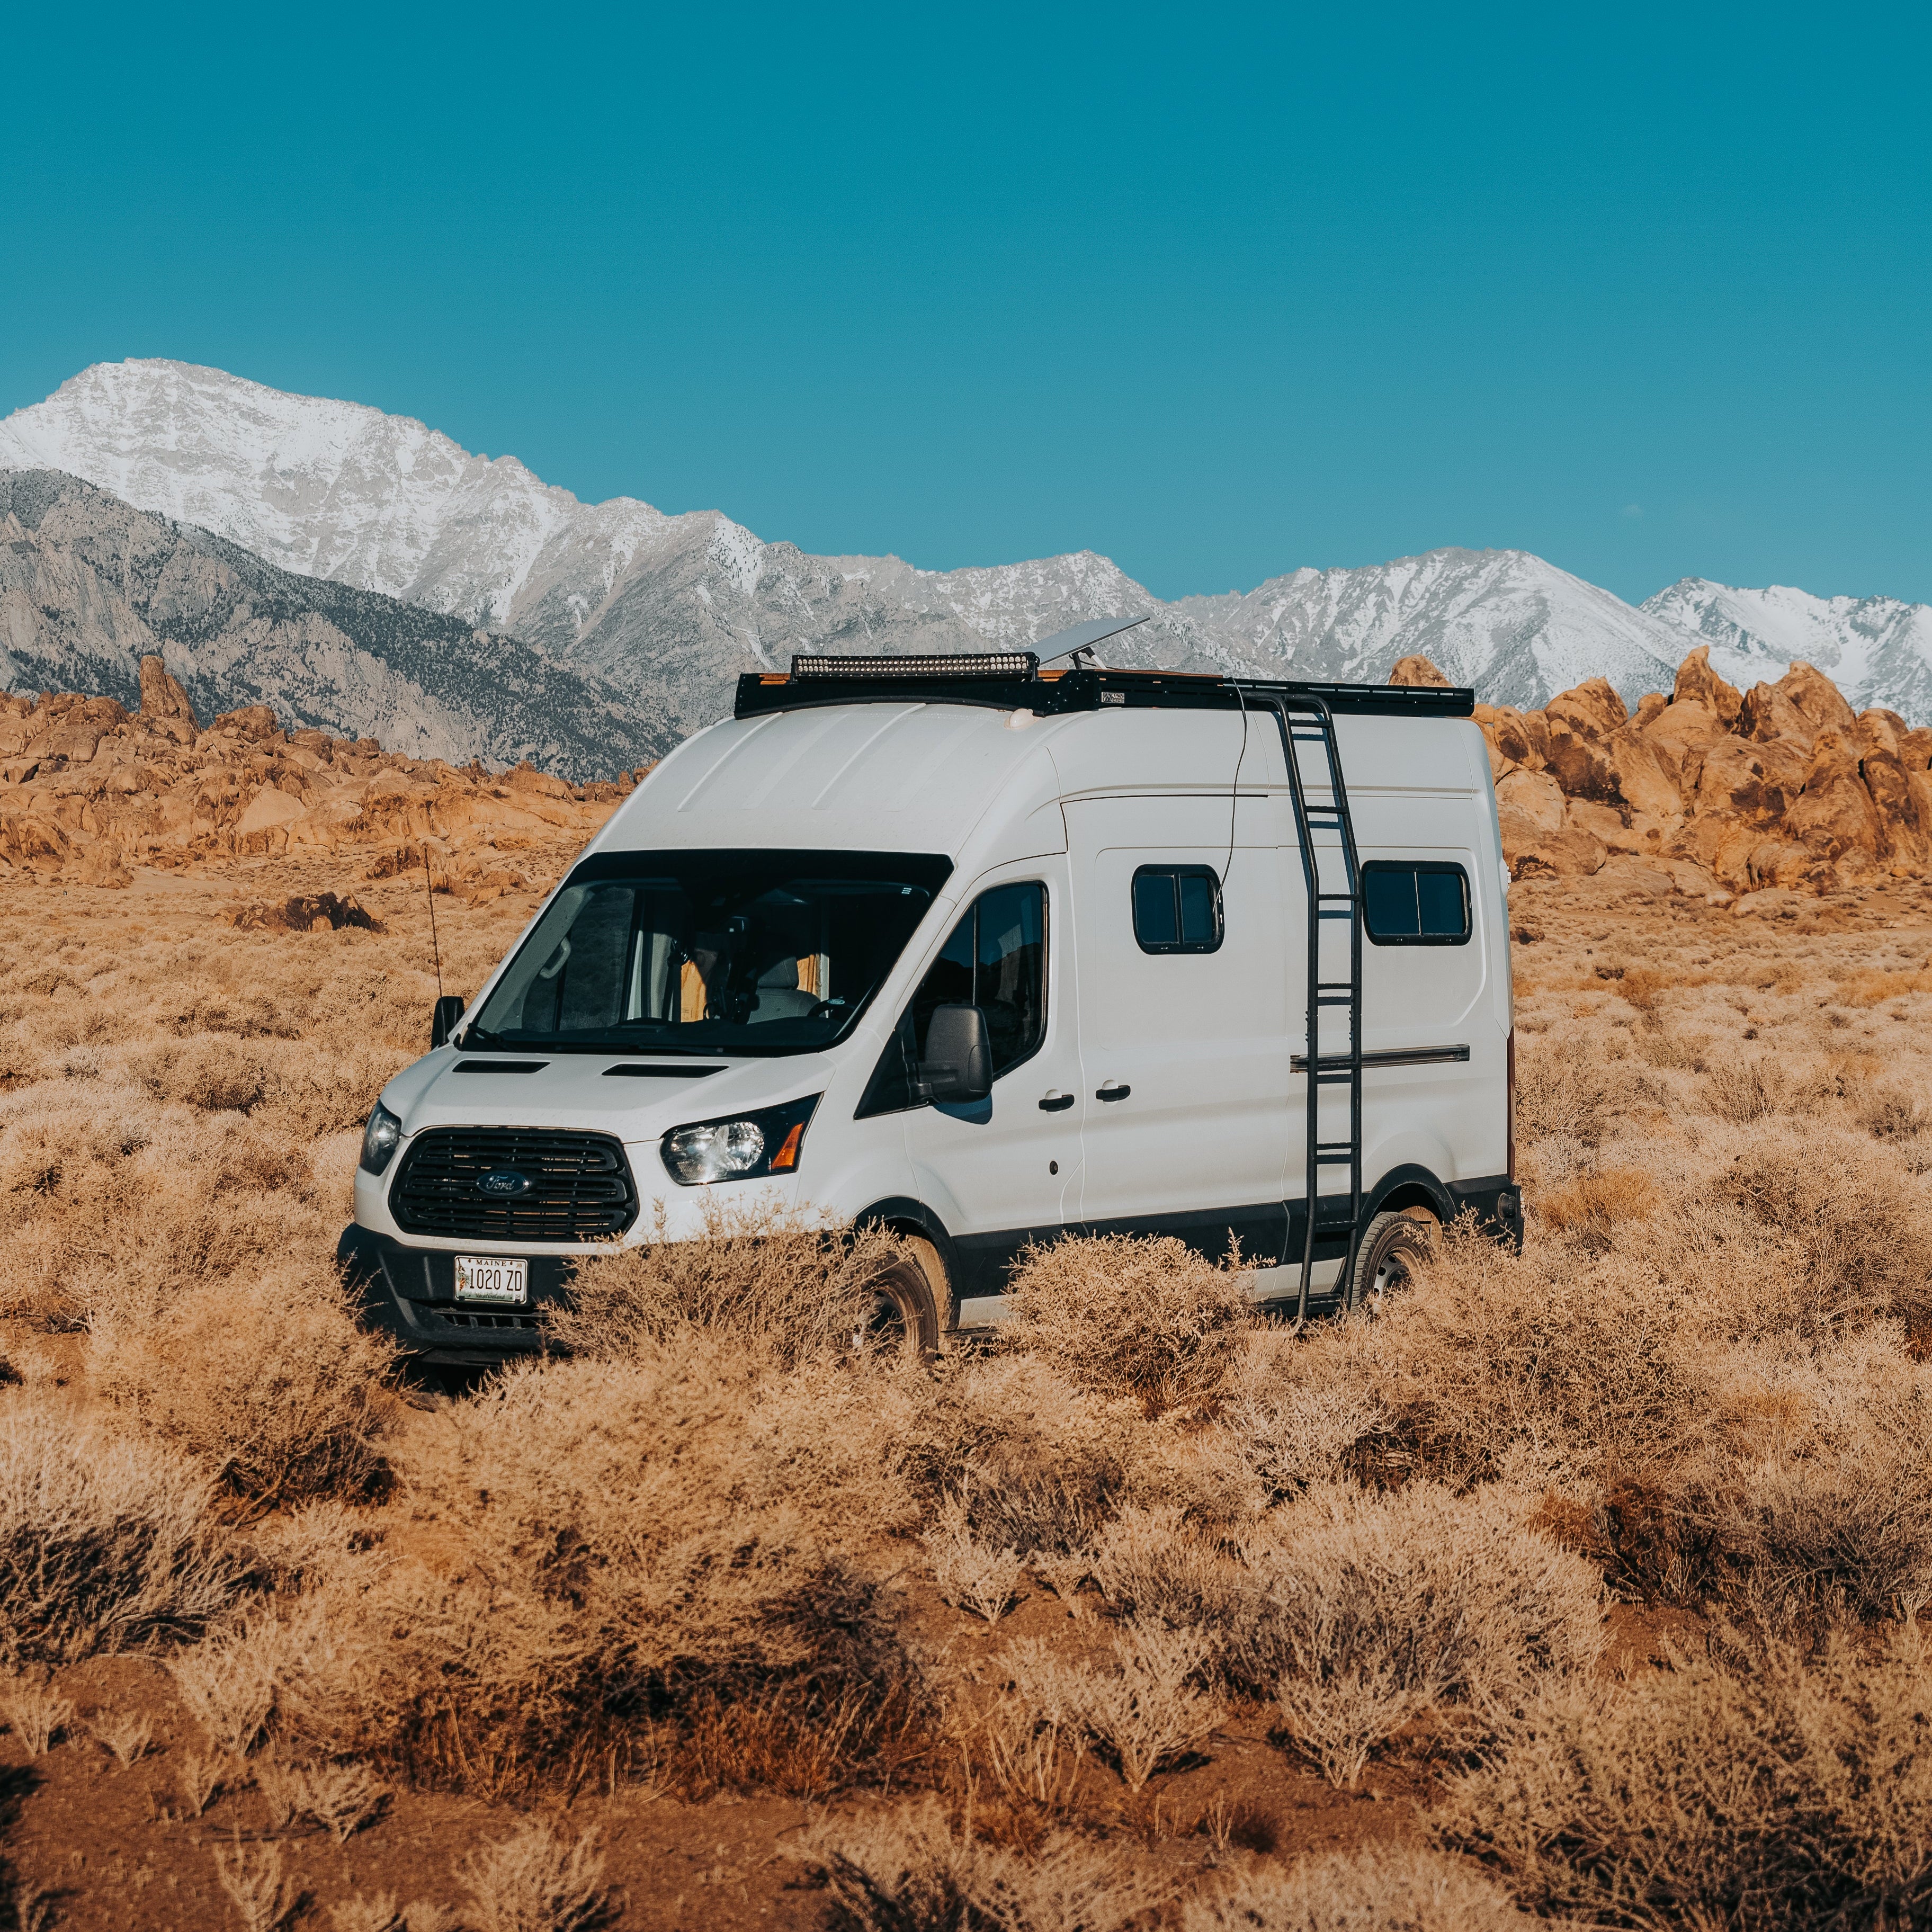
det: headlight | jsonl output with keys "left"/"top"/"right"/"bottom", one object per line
{"left": 661, "top": 1095, "right": 820, "bottom": 1187}
{"left": 360, "top": 1102, "right": 402, "bottom": 1176}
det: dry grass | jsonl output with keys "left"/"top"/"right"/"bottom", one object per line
{"left": 454, "top": 1822, "right": 613, "bottom": 1932}
{"left": 551, "top": 1199, "right": 910, "bottom": 1367}
{"left": 811, "top": 1797, "right": 1169, "bottom": 1932}
{"left": 1249, "top": 1484, "right": 1605, "bottom": 1785}
{"left": 1003, "top": 1232, "right": 1253, "bottom": 1415}
{"left": 1178, "top": 1844, "right": 1540, "bottom": 1931}
{"left": 0, "top": 1392, "right": 238, "bottom": 1666}
{"left": 12, "top": 841, "right": 1932, "bottom": 1921}
{"left": 1437, "top": 1631, "right": 1932, "bottom": 1928}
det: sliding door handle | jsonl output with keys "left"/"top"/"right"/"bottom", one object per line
{"left": 1038, "top": 1090, "right": 1075, "bottom": 1112}
{"left": 1095, "top": 1081, "right": 1132, "bottom": 1102}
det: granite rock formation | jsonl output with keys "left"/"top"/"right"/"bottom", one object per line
{"left": 1452, "top": 646, "right": 1932, "bottom": 904}
{"left": 0, "top": 656, "right": 636, "bottom": 895}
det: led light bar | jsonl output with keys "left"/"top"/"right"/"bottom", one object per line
{"left": 790, "top": 651, "right": 1040, "bottom": 681}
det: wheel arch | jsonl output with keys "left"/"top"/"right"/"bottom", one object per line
{"left": 853, "top": 1195, "right": 961, "bottom": 1328}
{"left": 1365, "top": 1162, "right": 1456, "bottom": 1226}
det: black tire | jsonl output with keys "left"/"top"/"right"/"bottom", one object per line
{"left": 1345, "top": 1209, "right": 1435, "bottom": 1314}
{"left": 862, "top": 1239, "right": 944, "bottom": 1357}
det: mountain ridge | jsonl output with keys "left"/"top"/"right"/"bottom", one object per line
{"left": 0, "top": 468, "right": 670, "bottom": 776}
{"left": 6, "top": 359, "right": 1932, "bottom": 728}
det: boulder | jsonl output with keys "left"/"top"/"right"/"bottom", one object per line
{"left": 138, "top": 655, "right": 199, "bottom": 728}
{"left": 1543, "top": 678, "right": 1629, "bottom": 743}
{"left": 1511, "top": 820, "right": 1608, "bottom": 880}
{"left": 1388, "top": 655, "right": 1450, "bottom": 687}
{"left": 1775, "top": 661, "right": 1857, "bottom": 738}
{"left": 1670, "top": 645, "right": 1743, "bottom": 726}
{"left": 1740, "top": 680, "right": 1817, "bottom": 755}
{"left": 1783, "top": 728, "right": 1883, "bottom": 872}
{"left": 1495, "top": 766, "right": 1565, "bottom": 836}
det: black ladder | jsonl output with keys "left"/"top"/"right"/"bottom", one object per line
{"left": 1237, "top": 688, "right": 1367, "bottom": 1325}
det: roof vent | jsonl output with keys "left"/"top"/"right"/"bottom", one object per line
{"left": 790, "top": 651, "right": 1039, "bottom": 681}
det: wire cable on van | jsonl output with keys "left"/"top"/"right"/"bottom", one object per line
{"left": 1222, "top": 681, "right": 1249, "bottom": 887}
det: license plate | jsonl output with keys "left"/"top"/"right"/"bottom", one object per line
{"left": 454, "top": 1255, "right": 527, "bottom": 1305}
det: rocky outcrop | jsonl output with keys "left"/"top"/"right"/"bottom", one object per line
{"left": 0, "top": 657, "right": 643, "bottom": 893}
{"left": 1436, "top": 644, "right": 1932, "bottom": 902}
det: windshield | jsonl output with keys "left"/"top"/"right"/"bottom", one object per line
{"left": 463, "top": 848, "right": 953, "bottom": 1056}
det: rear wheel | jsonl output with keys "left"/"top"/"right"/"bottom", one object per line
{"left": 860, "top": 1236, "right": 944, "bottom": 1357}
{"left": 1345, "top": 1208, "right": 1436, "bottom": 1315}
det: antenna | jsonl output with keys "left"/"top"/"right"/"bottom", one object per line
{"left": 422, "top": 843, "right": 444, "bottom": 999}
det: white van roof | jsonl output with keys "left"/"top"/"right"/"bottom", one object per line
{"left": 589, "top": 656, "right": 1479, "bottom": 870}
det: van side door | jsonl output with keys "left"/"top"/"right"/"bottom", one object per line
{"left": 865, "top": 859, "right": 1087, "bottom": 1313}
{"left": 1063, "top": 796, "right": 1292, "bottom": 1263}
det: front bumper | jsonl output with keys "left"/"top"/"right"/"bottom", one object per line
{"left": 337, "top": 1225, "right": 579, "bottom": 1365}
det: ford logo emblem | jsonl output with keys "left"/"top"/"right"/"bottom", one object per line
{"left": 476, "top": 1167, "right": 535, "bottom": 1199}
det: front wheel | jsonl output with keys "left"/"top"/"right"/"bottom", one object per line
{"left": 1345, "top": 1209, "right": 1436, "bottom": 1315}
{"left": 858, "top": 1237, "right": 944, "bottom": 1357}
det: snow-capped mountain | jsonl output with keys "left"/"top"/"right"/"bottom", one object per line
{"left": 0, "top": 470, "right": 669, "bottom": 775}
{"left": 2, "top": 359, "right": 1923, "bottom": 730}
{"left": 1642, "top": 579, "right": 1932, "bottom": 723}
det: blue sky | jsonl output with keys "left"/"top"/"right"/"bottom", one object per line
{"left": 3, "top": 3, "right": 1926, "bottom": 607}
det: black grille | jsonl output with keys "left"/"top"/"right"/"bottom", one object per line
{"left": 389, "top": 1129, "right": 637, "bottom": 1241}
{"left": 437, "top": 1309, "right": 542, "bottom": 1332}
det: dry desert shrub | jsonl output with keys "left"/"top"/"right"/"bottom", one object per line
{"left": 1702, "top": 1050, "right": 1791, "bottom": 1122}
{"left": 1003, "top": 1233, "right": 1251, "bottom": 1415}
{"left": 1214, "top": 1352, "right": 1387, "bottom": 1502}
{"left": 1855, "top": 1080, "right": 1928, "bottom": 1142}
{"left": 893, "top": 1355, "right": 1139, "bottom": 1552}
{"left": 169, "top": 1614, "right": 293, "bottom": 1755}
{"left": 255, "top": 1753, "right": 389, "bottom": 1841}
{"left": 88, "top": 1707, "right": 155, "bottom": 1766}
{"left": 1713, "top": 1124, "right": 1932, "bottom": 1331}
{"left": 1436, "top": 1631, "right": 1932, "bottom": 1929}
{"left": 88, "top": 1264, "right": 400, "bottom": 1511}
{"left": 1177, "top": 1844, "right": 1539, "bottom": 1932}
{"left": 922, "top": 1493, "right": 1030, "bottom": 1624}
{"left": 454, "top": 1822, "right": 613, "bottom": 1932}
{"left": 263, "top": 1340, "right": 925, "bottom": 1797}
{"left": 132, "top": 1034, "right": 271, "bottom": 1113}
{"left": 1003, "top": 1623, "right": 1224, "bottom": 1793}
{"left": 0, "top": 1678, "right": 75, "bottom": 1755}
{"left": 0, "top": 1391, "right": 238, "bottom": 1666}
{"left": 1243, "top": 1483, "right": 1603, "bottom": 1786}
{"left": 812, "top": 1796, "right": 1168, "bottom": 1932}
{"left": 1535, "top": 1165, "right": 1658, "bottom": 1245}
{"left": 1087, "top": 1504, "right": 1247, "bottom": 1631}
{"left": 551, "top": 1200, "right": 910, "bottom": 1367}
{"left": 1276, "top": 1219, "right": 1704, "bottom": 1489}
{"left": 1513, "top": 1033, "right": 1627, "bottom": 1145}
{"left": 213, "top": 1837, "right": 298, "bottom": 1932}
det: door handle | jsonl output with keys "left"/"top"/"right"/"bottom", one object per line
{"left": 1095, "top": 1081, "right": 1132, "bottom": 1102}
{"left": 1038, "top": 1090, "right": 1075, "bottom": 1112}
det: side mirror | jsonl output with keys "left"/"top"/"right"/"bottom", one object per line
{"left": 918, "top": 1003, "right": 992, "bottom": 1103}
{"left": 431, "top": 994, "right": 468, "bottom": 1050}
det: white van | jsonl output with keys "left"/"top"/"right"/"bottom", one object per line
{"left": 340, "top": 641, "right": 1520, "bottom": 1364}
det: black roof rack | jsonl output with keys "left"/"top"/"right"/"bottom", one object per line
{"left": 735, "top": 655, "right": 1474, "bottom": 721}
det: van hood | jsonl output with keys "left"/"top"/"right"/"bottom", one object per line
{"left": 379, "top": 1048, "right": 836, "bottom": 1146}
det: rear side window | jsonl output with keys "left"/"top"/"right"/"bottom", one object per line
{"left": 1363, "top": 861, "right": 1471, "bottom": 945}
{"left": 1132, "top": 865, "right": 1223, "bottom": 954}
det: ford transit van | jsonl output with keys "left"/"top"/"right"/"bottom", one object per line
{"left": 340, "top": 643, "right": 1520, "bottom": 1363}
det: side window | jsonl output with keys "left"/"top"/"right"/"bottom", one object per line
{"left": 857, "top": 882, "right": 1047, "bottom": 1114}
{"left": 1363, "top": 861, "right": 1471, "bottom": 945}
{"left": 1132, "top": 864, "right": 1223, "bottom": 954}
